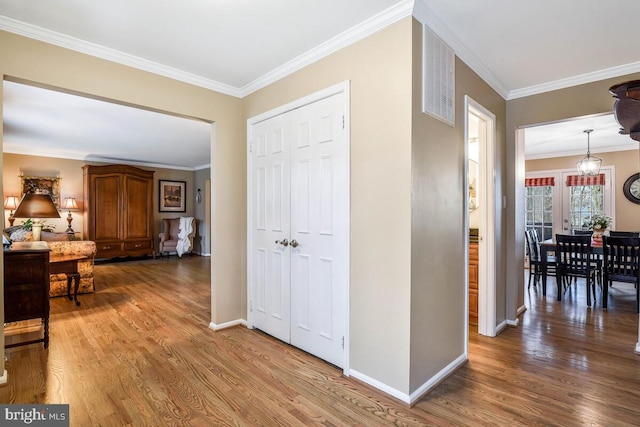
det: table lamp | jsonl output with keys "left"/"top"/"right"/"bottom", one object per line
{"left": 13, "top": 193, "right": 61, "bottom": 241}
{"left": 4, "top": 195, "right": 19, "bottom": 226}
{"left": 62, "top": 197, "right": 79, "bottom": 236}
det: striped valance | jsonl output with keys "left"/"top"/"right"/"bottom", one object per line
{"left": 525, "top": 177, "right": 555, "bottom": 187}
{"left": 566, "top": 173, "right": 605, "bottom": 187}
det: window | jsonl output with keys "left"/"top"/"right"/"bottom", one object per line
{"left": 525, "top": 185, "right": 554, "bottom": 241}
{"left": 564, "top": 173, "right": 607, "bottom": 232}
{"left": 568, "top": 185, "right": 604, "bottom": 230}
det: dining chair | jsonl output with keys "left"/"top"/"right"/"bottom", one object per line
{"left": 569, "top": 229, "right": 602, "bottom": 288}
{"left": 555, "top": 234, "right": 598, "bottom": 306}
{"left": 602, "top": 236, "right": 640, "bottom": 312}
{"left": 608, "top": 231, "right": 640, "bottom": 238}
{"left": 525, "top": 229, "right": 557, "bottom": 289}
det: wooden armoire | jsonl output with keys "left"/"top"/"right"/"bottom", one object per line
{"left": 83, "top": 164, "right": 155, "bottom": 259}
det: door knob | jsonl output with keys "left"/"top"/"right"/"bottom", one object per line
{"left": 275, "top": 239, "right": 289, "bottom": 247}
{"left": 290, "top": 239, "right": 299, "bottom": 248}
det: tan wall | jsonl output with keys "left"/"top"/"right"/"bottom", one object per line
{"left": 409, "top": 20, "right": 507, "bottom": 390}
{"left": 244, "top": 18, "right": 414, "bottom": 393}
{"left": 0, "top": 30, "right": 246, "bottom": 384}
{"left": 507, "top": 72, "right": 640, "bottom": 314}
{"left": 526, "top": 149, "right": 640, "bottom": 231}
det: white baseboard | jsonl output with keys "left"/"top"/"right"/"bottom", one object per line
{"left": 496, "top": 320, "right": 509, "bottom": 333}
{"left": 350, "top": 353, "right": 467, "bottom": 405}
{"left": 0, "top": 369, "right": 6, "bottom": 385}
{"left": 516, "top": 304, "right": 527, "bottom": 316}
{"left": 208, "top": 319, "right": 247, "bottom": 331}
{"left": 505, "top": 319, "right": 519, "bottom": 328}
{"left": 636, "top": 342, "right": 640, "bottom": 354}
{"left": 349, "top": 369, "right": 410, "bottom": 403}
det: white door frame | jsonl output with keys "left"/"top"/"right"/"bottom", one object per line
{"left": 465, "top": 96, "right": 497, "bottom": 338}
{"left": 246, "top": 81, "right": 351, "bottom": 374}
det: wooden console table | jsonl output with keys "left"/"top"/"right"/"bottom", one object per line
{"left": 3, "top": 241, "right": 51, "bottom": 349}
{"left": 50, "top": 254, "right": 88, "bottom": 306}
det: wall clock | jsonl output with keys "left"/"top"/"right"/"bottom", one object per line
{"left": 623, "top": 173, "right": 640, "bottom": 204}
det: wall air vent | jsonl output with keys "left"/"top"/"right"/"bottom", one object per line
{"left": 422, "top": 24, "right": 455, "bottom": 126}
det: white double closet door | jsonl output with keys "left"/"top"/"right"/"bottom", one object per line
{"left": 249, "top": 92, "right": 348, "bottom": 368}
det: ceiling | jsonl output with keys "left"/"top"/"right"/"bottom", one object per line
{"left": 2, "top": 0, "right": 640, "bottom": 168}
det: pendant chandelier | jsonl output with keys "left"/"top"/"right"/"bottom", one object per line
{"left": 576, "top": 129, "right": 601, "bottom": 176}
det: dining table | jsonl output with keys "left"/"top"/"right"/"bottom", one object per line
{"left": 539, "top": 240, "right": 603, "bottom": 301}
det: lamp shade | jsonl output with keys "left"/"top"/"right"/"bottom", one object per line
{"left": 62, "top": 197, "right": 79, "bottom": 210}
{"left": 13, "top": 193, "right": 61, "bottom": 219}
{"left": 4, "top": 195, "right": 19, "bottom": 211}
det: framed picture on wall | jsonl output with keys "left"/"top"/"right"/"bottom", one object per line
{"left": 20, "top": 175, "right": 61, "bottom": 208}
{"left": 159, "top": 180, "right": 186, "bottom": 212}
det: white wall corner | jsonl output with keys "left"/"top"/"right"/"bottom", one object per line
{"left": 408, "top": 353, "right": 468, "bottom": 405}
{"left": 0, "top": 369, "right": 7, "bottom": 385}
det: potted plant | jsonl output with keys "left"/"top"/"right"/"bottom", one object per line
{"left": 582, "top": 213, "right": 612, "bottom": 245}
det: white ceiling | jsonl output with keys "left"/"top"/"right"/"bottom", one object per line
{"left": 2, "top": 0, "right": 640, "bottom": 168}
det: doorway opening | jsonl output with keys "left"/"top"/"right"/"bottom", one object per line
{"left": 465, "top": 96, "right": 497, "bottom": 339}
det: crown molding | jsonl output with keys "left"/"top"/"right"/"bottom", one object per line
{"left": 3, "top": 146, "right": 199, "bottom": 171}
{"left": 508, "top": 61, "right": 640, "bottom": 100}
{"left": 412, "top": 0, "right": 509, "bottom": 100}
{"left": 239, "top": 0, "right": 415, "bottom": 97}
{"left": 524, "top": 144, "right": 638, "bottom": 161}
{"left": 0, "top": 16, "right": 242, "bottom": 98}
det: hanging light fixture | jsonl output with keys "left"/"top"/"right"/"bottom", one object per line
{"left": 576, "top": 129, "right": 601, "bottom": 176}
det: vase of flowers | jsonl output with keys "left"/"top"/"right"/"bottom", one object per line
{"left": 582, "top": 213, "right": 612, "bottom": 246}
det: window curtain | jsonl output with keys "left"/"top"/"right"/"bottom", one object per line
{"left": 525, "top": 177, "right": 555, "bottom": 187}
{"left": 565, "top": 173, "right": 605, "bottom": 187}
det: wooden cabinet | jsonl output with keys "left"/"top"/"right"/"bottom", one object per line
{"left": 4, "top": 242, "right": 51, "bottom": 348}
{"left": 83, "top": 164, "right": 155, "bottom": 258}
{"left": 469, "top": 242, "right": 479, "bottom": 324}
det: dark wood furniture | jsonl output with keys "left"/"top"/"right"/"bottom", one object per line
{"left": 83, "top": 164, "right": 155, "bottom": 258}
{"left": 50, "top": 254, "right": 88, "bottom": 306}
{"left": 469, "top": 242, "right": 478, "bottom": 324}
{"left": 3, "top": 241, "right": 51, "bottom": 348}
{"left": 602, "top": 236, "right": 640, "bottom": 312}
{"left": 555, "top": 234, "right": 599, "bottom": 307}
{"left": 610, "top": 80, "right": 640, "bottom": 141}
{"left": 525, "top": 229, "right": 557, "bottom": 290}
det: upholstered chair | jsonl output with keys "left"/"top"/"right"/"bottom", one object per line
{"left": 158, "top": 217, "right": 197, "bottom": 257}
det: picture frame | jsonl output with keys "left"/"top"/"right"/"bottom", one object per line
{"left": 20, "top": 175, "right": 61, "bottom": 208}
{"left": 159, "top": 180, "right": 186, "bottom": 212}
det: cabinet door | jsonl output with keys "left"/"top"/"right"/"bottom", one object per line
{"left": 123, "top": 175, "right": 153, "bottom": 240}
{"left": 91, "top": 174, "right": 121, "bottom": 241}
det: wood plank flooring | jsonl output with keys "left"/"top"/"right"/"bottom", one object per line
{"left": 2, "top": 259, "right": 640, "bottom": 426}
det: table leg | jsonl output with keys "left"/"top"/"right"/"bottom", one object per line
{"left": 66, "top": 272, "right": 81, "bottom": 306}
{"left": 541, "top": 245, "right": 548, "bottom": 296}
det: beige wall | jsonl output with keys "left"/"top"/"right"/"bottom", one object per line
{"left": 244, "top": 17, "right": 414, "bottom": 393}
{"left": 409, "top": 20, "right": 507, "bottom": 390}
{"left": 526, "top": 149, "right": 640, "bottom": 231}
{"left": 507, "top": 72, "right": 640, "bottom": 314}
{"left": 0, "top": 30, "right": 245, "bottom": 382}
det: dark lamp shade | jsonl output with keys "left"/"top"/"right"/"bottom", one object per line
{"left": 13, "top": 193, "right": 61, "bottom": 219}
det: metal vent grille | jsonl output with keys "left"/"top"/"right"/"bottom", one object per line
{"left": 422, "top": 25, "right": 455, "bottom": 126}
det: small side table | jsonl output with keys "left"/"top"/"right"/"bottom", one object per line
{"left": 49, "top": 254, "right": 88, "bottom": 306}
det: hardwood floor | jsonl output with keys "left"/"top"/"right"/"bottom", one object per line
{"left": 2, "top": 260, "right": 640, "bottom": 426}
